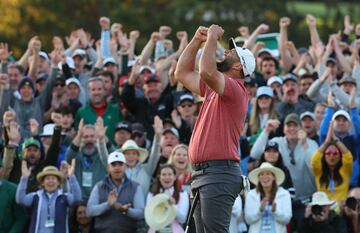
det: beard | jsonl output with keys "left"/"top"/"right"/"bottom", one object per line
{"left": 216, "top": 56, "right": 238, "bottom": 73}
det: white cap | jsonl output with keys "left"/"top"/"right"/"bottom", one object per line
{"left": 229, "top": 38, "right": 256, "bottom": 77}
{"left": 108, "top": 151, "right": 127, "bottom": 164}
{"left": 38, "top": 51, "right": 50, "bottom": 62}
{"left": 140, "top": 65, "right": 156, "bottom": 74}
{"left": 332, "top": 110, "right": 351, "bottom": 122}
{"left": 58, "top": 56, "right": 75, "bottom": 70}
{"left": 65, "top": 77, "right": 81, "bottom": 87}
{"left": 40, "top": 124, "right": 55, "bottom": 137}
{"left": 127, "top": 60, "right": 136, "bottom": 67}
{"left": 162, "top": 127, "right": 179, "bottom": 139}
{"left": 103, "top": 57, "right": 116, "bottom": 66}
{"left": 256, "top": 86, "right": 273, "bottom": 98}
{"left": 72, "top": 49, "right": 86, "bottom": 58}
{"left": 267, "top": 76, "right": 283, "bottom": 86}
{"left": 300, "top": 111, "right": 316, "bottom": 121}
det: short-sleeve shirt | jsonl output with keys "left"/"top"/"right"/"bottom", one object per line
{"left": 188, "top": 75, "right": 248, "bottom": 164}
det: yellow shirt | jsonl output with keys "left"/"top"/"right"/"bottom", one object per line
{"left": 311, "top": 150, "right": 353, "bottom": 202}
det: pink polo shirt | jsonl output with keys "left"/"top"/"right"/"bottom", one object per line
{"left": 189, "top": 75, "right": 248, "bottom": 164}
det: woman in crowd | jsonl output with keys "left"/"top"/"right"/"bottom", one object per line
{"left": 245, "top": 162, "right": 292, "bottom": 233}
{"left": 258, "top": 141, "right": 295, "bottom": 196}
{"left": 311, "top": 121, "right": 353, "bottom": 203}
{"left": 147, "top": 164, "right": 189, "bottom": 233}
{"left": 16, "top": 160, "right": 81, "bottom": 233}
{"left": 167, "top": 144, "right": 192, "bottom": 193}
{"left": 69, "top": 201, "right": 94, "bottom": 233}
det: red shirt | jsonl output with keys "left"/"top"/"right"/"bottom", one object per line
{"left": 92, "top": 101, "right": 107, "bottom": 117}
{"left": 188, "top": 76, "right": 248, "bottom": 164}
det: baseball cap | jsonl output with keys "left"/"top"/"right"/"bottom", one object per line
{"left": 178, "top": 93, "right": 195, "bottom": 105}
{"left": 58, "top": 56, "right": 75, "bottom": 70}
{"left": 326, "top": 57, "right": 337, "bottom": 66}
{"left": 283, "top": 73, "right": 298, "bottom": 84}
{"left": 144, "top": 75, "right": 160, "bottom": 84}
{"left": 18, "top": 77, "right": 35, "bottom": 92}
{"left": 284, "top": 113, "right": 301, "bottom": 126}
{"left": 66, "top": 77, "right": 81, "bottom": 87}
{"left": 38, "top": 51, "right": 50, "bottom": 62}
{"left": 140, "top": 65, "right": 156, "bottom": 74}
{"left": 332, "top": 110, "right": 351, "bottom": 122}
{"left": 115, "top": 121, "right": 132, "bottom": 133}
{"left": 257, "top": 48, "right": 272, "bottom": 57}
{"left": 132, "top": 122, "right": 145, "bottom": 136}
{"left": 23, "top": 137, "right": 40, "bottom": 150}
{"left": 339, "top": 75, "right": 356, "bottom": 86}
{"left": 267, "top": 76, "right": 283, "bottom": 86}
{"left": 229, "top": 38, "right": 256, "bottom": 77}
{"left": 244, "top": 77, "right": 257, "bottom": 86}
{"left": 72, "top": 49, "right": 86, "bottom": 58}
{"left": 103, "top": 57, "right": 116, "bottom": 66}
{"left": 36, "top": 72, "right": 48, "bottom": 83}
{"left": 107, "top": 151, "right": 127, "bottom": 165}
{"left": 300, "top": 111, "right": 316, "bottom": 121}
{"left": 162, "top": 127, "right": 179, "bottom": 139}
{"left": 265, "top": 141, "right": 279, "bottom": 151}
{"left": 256, "top": 86, "right": 273, "bottom": 98}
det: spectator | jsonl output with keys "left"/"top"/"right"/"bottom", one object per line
{"left": 175, "top": 92, "right": 197, "bottom": 130}
{"left": 132, "top": 122, "right": 151, "bottom": 149}
{"left": 341, "top": 187, "right": 360, "bottom": 233}
{"left": 167, "top": 144, "right": 192, "bottom": 193}
{"left": 147, "top": 164, "right": 189, "bottom": 233}
{"left": 113, "top": 121, "right": 132, "bottom": 148}
{"left": 255, "top": 56, "right": 279, "bottom": 87}
{"left": 65, "top": 118, "right": 109, "bottom": 200}
{"left": 74, "top": 77, "right": 123, "bottom": 144}
{"left": 245, "top": 162, "right": 292, "bottom": 233}
{"left": 300, "top": 111, "right": 320, "bottom": 144}
{"left": 69, "top": 201, "right": 94, "bottom": 233}
{"left": 16, "top": 161, "right": 81, "bottom": 233}
{"left": 86, "top": 151, "right": 145, "bottom": 233}
{"left": 311, "top": 121, "right": 352, "bottom": 203}
{"left": 300, "top": 192, "right": 348, "bottom": 233}
{"left": 0, "top": 160, "right": 28, "bottom": 233}
{"left": 267, "top": 75, "right": 283, "bottom": 102}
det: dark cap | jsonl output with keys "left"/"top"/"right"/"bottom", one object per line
{"left": 265, "top": 141, "right": 279, "bottom": 152}
{"left": 162, "top": 127, "right": 179, "bottom": 139}
{"left": 163, "top": 118, "right": 176, "bottom": 128}
{"left": 177, "top": 93, "right": 195, "bottom": 105}
{"left": 144, "top": 75, "right": 160, "bottom": 84}
{"left": 326, "top": 57, "right": 337, "bottom": 66}
{"left": 244, "top": 77, "right": 257, "bottom": 86}
{"left": 18, "top": 77, "right": 35, "bottom": 92}
{"left": 283, "top": 73, "right": 298, "bottom": 84}
{"left": 132, "top": 122, "right": 145, "bottom": 136}
{"left": 285, "top": 113, "right": 301, "bottom": 126}
{"left": 115, "top": 121, "right": 132, "bottom": 133}
{"left": 36, "top": 72, "right": 48, "bottom": 83}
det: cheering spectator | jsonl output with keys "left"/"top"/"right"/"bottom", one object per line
{"left": 300, "top": 111, "right": 320, "bottom": 144}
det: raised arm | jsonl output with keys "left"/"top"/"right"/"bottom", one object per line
{"left": 306, "top": 14, "right": 322, "bottom": 48}
{"left": 139, "top": 32, "right": 160, "bottom": 65}
{"left": 199, "top": 24, "right": 225, "bottom": 94}
{"left": 175, "top": 27, "right": 207, "bottom": 96}
{"left": 243, "top": 24, "right": 269, "bottom": 50}
{"left": 279, "top": 17, "right": 293, "bottom": 74}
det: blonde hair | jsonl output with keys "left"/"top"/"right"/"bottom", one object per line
{"left": 249, "top": 96, "right": 277, "bottom": 134}
{"left": 167, "top": 144, "right": 192, "bottom": 173}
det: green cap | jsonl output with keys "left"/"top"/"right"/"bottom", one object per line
{"left": 22, "top": 137, "right": 40, "bottom": 150}
{"left": 284, "top": 113, "right": 301, "bottom": 126}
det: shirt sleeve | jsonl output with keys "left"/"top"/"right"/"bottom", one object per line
{"left": 65, "top": 175, "right": 82, "bottom": 205}
{"left": 127, "top": 186, "right": 145, "bottom": 220}
{"left": 86, "top": 184, "right": 111, "bottom": 217}
{"left": 15, "top": 176, "right": 36, "bottom": 207}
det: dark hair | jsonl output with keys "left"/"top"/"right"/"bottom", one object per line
{"left": 257, "top": 180, "right": 278, "bottom": 203}
{"left": 96, "top": 70, "right": 114, "bottom": 83}
{"left": 319, "top": 142, "right": 343, "bottom": 188}
{"left": 8, "top": 63, "right": 25, "bottom": 75}
{"left": 69, "top": 201, "right": 93, "bottom": 233}
{"left": 151, "top": 164, "right": 180, "bottom": 203}
{"left": 60, "top": 105, "right": 76, "bottom": 118}
{"left": 259, "top": 150, "right": 285, "bottom": 169}
{"left": 260, "top": 56, "right": 279, "bottom": 70}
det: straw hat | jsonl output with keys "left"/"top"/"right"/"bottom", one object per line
{"left": 36, "top": 166, "right": 64, "bottom": 183}
{"left": 248, "top": 162, "right": 285, "bottom": 186}
{"left": 120, "top": 140, "right": 149, "bottom": 163}
{"left": 145, "top": 193, "right": 177, "bottom": 230}
{"left": 309, "top": 192, "right": 335, "bottom": 206}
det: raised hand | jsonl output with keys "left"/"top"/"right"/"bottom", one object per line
{"left": 153, "top": 115, "right": 164, "bottom": 136}
{"left": 348, "top": 86, "right": 357, "bottom": 108}
{"left": 171, "top": 110, "right": 181, "bottom": 128}
{"left": 208, "top": 24, "right": 224, "bottom": 40}
{"left": 68, "top": 159, "right": 76, "bottom": 177}
{"left": 297, "top": 129, "right": 307, "bottom": 146}
{"left": 129, "top": 30, "right": 140, "bottom": 41}
{"left": 95, "top": 117, "right": 107, "bottom": 140}
{"left": 327, "top": 90, "right": 336, "bottom": 108}
{"left": 118, "top": 31, "right": 130, "bottom": 50}
{"left": 279, "top": 17, "right": 291, "bottom": 28}
{"left": 52, "top": 36, "right": 64, "bottom": 51}
{"left": 99, "top": 17, "right": 110, "bottom": 30}
{"left": 0, "top": 42, "right": 13, "bottom": 62}
{"left": 7, "top": 121, "right": 21, "bottom": 145}
{"left": 51, "top": 112, "right": 62, "bottom": 126}
{"left": 344, "top": 15, "right": 354, "bottom": 33}
{"left": 0, "top": 73, "right": 9, "bottom": 89}
{"left": 29, "top": 118, "right": 39, "bottom": 136}
{"left": 306, "top": 14, "right": 317, "bottom": 27}
{"left": 256, "top": 24, "right": 269, "bottom": 34}
{"left": 151, "top": 32, "right": 161, "bottom": 42}
{"left": 176, "top": 31, "right": 188, "bottom": 42}
{"left": 21, "top": 160, "right": 31, "bottom": 177}
{"left": 3, "top": 111, "right": 16, "bottom": 128}
{"left": 264, "top": 119, "right": 280, "bottom": 133}
{"left": 194, "top": 26, "right": 208, "bottom": 43}
{"left": 325, "top": 121, "right": 336, "bottom": 143}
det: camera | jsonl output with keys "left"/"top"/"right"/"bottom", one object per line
{"left": 311, "top": 205, "right": 323, "bottom": 216}
{"left": 346, "top": 197, "right": 358, "bottom": 211}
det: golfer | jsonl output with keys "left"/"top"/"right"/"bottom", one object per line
{"left": 175, "top": 24, "right": 255, "bottom": 233}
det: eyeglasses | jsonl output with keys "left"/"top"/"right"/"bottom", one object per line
{"left": 289, "top": 151, "right": 296, "bottom": 165}
{"left": 180, "top": 104, "right": 193, "bottom": 108}
{"left": 325, "top": 150, "right": 339, "bottom": 156}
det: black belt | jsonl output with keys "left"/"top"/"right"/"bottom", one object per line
{"left": 192, "top": 160, "right": 239, "bottom": 171}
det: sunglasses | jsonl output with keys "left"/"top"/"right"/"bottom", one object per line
{"left": 325, "top": 150, "right": 339, "bottom": 156}
{"left": 180, "top": 104, "right": 193, "bottom": 108}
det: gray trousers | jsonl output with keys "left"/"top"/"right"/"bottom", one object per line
{"left": 191, "top": 162, "right": 242, "bottom": 233}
